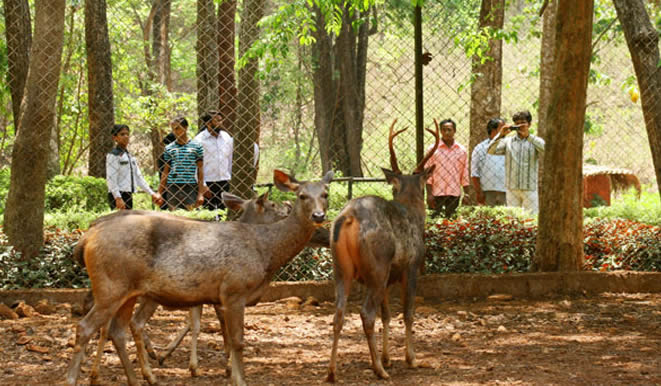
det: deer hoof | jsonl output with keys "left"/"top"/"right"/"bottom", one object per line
{"left": 190, "top": 367, "right": 201, "bottom": 377}
{"left": 382, "top": 356, "right": 392, "bottom": 368}
{"left": 406, "top": 356, "right": 418, "bottom": 369}
{"left": 375, "top": 368, "right": 390, "bottom": 380}
{"left": 325, "top": 370, "right": 336, "bottom": 383}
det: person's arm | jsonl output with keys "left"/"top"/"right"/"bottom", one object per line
{"left": 460, "top": 150, "right": 471, "bottom": 205}
{"left": 470, "top": 146, "right": 485, "bottom": 205}
{"left": 425, "top": 184, "right": 435, "bottom": 209}
{"left": 133, "top": 160, "right": 162, "bottom": 205}
{"left": 196, "top": 159, "right": 205, "bottom": 207}
{"left": 527, "top": 135, "right": 545, "bottom": 154}
{"left": 487, "top": 134, "right": 507, "bottom": 155}
{"left": 106, "top": 153, "right": 126, "bottom": 209}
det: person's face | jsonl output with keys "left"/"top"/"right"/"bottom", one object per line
{"left": 441, "top": 123, "right": 456, "bottom": 143}
{"left": 171, "top": 121, "right": 187, "bottom": 141}
{"left": 211, "top": 114, "right": 222, "bottom": 129}
{"left": 514, "top": 119, "right": 530, "bottom": 136}
{"left": 113, "top": 128, "right": 130, "bottom": 149}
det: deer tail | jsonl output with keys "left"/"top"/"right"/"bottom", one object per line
{"left": 72, "top": 234, "right": 87, "bottom": 267}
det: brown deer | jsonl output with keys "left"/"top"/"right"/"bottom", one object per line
{"left": 326, "top": 119, "right": 439, "bottom": 382}
{"left": 86, "top": 191, "right": 291, "bottom": 381}
{"left": 66, "top": 169, "right": 333, "bottom": 386}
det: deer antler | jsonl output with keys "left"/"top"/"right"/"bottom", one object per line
{"left": 414, "top": 118, "right": 440, "bottom": 173}
{"left": 388, "top": 119, "right": 408, "bottom": 174}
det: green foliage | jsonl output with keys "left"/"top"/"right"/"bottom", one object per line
{"left": 0, "top": 228, "right": 89, "bottom": 290}
{"left": 45, "top": 175, "right": 108, "bottom": 212}
{"left": 0, "top": 168, "right": 10, "bottom": 215}
{"left": 275, "top": 247, "right": 333, "bottom": 281}
{"left": 584, "top": 188, "right": 661, "bottom": 226}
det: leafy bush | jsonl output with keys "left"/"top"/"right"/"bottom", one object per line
{"left": 425, "top": 209, "right": 537, "bottom": 274}
{"left": 45, "top": 175, "right": 108, "bottom": 212}
{"left": 584, "top": 187, "right": 661, "bottom": 226}
{"left": 0, "top": 227, "right": 89, "bottom": 290}
{"left": 584, "top": 218, "right": 661, "bottom": 272}
{"left": 0, "top": 168, "right": 10, "bottom": 215}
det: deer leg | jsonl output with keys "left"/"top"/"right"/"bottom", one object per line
{"left": 129, "top": 300, "right": 161, "bottom": 385}
{"left": 130, "top": 298, "right": 160, "bottom": 362}
{"left": 212, "top": 303, "right": 232, "bottom": 377}
{"left": 326, "top": 275, "right": 353, "bottom": 383}
{"left": 402, "top": 269, "right": 418, "bottom": 368}
{"left": 188, "top": 306, "right": 203, "bottom": 377}
{"left": 108, "top": 297, "right": 142, "bottom": 385}
{"left": 222, "top": 297, "right": 247, "bottom": 386}
{"left": 361, "top": 284, "right": 389, "bottom": 380}
{"left": 66, "top": 301, "right": 123, "bottom": 386}
{"left": 89, "top": 320, "right": 110, "bottom": 384}
{"left": 380, "top": 292, "right": 392, "bottom": 368}
{"left": 158, "top": 318, "right": 190, "bottom": 365}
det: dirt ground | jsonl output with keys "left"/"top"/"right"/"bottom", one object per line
{"left": 1, "top": 292, "right": 660, "bottom": 385}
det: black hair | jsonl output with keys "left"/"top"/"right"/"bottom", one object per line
{"left": 200, "top": 110, "right": 220, "bottom": 125}
{"left": 439, "top": 118, "right": 456, "bottom": 130}
{"left": 486, "top": 118, "right": 504, "bottom": 136}
{"left": 163, "top": 132, "right": 176, "bottom": 145}
{"left": 111, "top": 124, "right": 129, "bottom": 136}
{"left": 171, "top": 116, "right": 189, "bottom": 128}
{"left": 512, "top": 110, "right": 532, "bottom": 124}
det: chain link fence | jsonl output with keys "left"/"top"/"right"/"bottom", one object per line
{"left": 0, "top": 0, "right": 659, "bottom": 285}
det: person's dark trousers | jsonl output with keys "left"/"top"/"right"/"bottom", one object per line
{"left": 204, "top": 180, "right": 230, "bottom": 210}
{"left": 108, "top": 192, "right": 133, "bottom": 210}
{"left": 431, "top": 195, "right": 460, "bottom": 218}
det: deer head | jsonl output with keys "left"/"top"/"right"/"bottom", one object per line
{"left": 273, "top": 169, "right": 334, "bottom": 226}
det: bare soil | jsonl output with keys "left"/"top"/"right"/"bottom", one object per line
{"left": 1, "top": 292, "right": 660, "bottom": 385}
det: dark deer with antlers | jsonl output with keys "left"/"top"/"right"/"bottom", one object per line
{"left": 326, "top": 119, "right": 439, "bottom": 382}
{"left": 66, "top": 169, "right": 333, "bottom": 386}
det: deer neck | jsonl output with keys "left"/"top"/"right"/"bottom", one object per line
{"left": 395, "top": 196, "right": 427, "bottom": 229}
{"left": 263, "top": 213, "right": 316, "bottom": 273}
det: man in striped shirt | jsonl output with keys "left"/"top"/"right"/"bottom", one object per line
{"left": 158, "top": 117, "right": 205, "bottom": 210}
{"left": 487, "top": 110, "right": 545, "bottom": 214}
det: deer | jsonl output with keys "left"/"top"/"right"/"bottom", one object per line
{"left": 85, "top": 191, "right": 292, "bottom": 382}
{"left": 326, "top": 119, "right": 439, "bottom": 382}
{"left": 66, "top": 169, "right": 333, "bottom": 386}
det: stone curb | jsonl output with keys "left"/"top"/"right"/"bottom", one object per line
{"left": 1, "top": 272, "right": 659, "bottom": 307}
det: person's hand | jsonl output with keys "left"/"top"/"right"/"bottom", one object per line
{"left": 426, "top": 195, "right": 435, "bottom": 209}
{"left": 115, "top": 197, "right": 127, "bottom": 210}
{"left": 476, "top": 190, "right": 485, "bottom": 206}
{"left": 461, "top": 195, "right": 472, "bottom": 206}
{"left": 196, "top": 193, "right": 205, "bottom": 208}
{"left": 151, "top": 193, "right": 164, "bottom": 206}
{"left": 202, "top": 185, "right": 212, "bottom": 199}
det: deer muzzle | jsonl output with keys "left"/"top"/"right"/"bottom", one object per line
{"left": 311, "top": 211, "right": 326, "bottom": 224}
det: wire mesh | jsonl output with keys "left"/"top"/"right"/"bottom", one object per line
{"left": 0, "top": 0, "right": 658, "bottom": 286}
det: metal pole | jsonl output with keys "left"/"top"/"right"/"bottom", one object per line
{"left": 414, "top": 3, "right": 424, "bottom": 164}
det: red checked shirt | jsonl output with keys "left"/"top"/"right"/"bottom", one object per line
{"left": 425, "top": 141, "right": 470, "bottom": 197}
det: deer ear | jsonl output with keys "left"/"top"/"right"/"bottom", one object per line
{"left": 322, "top": 171, "right": 334, "bottom": 184}
{"left": 273, "top": 170, "right": 300, "bottom": 192}
{"left": 221, "top": 192, "right": 246, "bottom": 212}
{"left": 381, "top": 168, "right": 399, "bottom": 184}
{"left": 254, "top": 192, "right": 269, "bottom": 213}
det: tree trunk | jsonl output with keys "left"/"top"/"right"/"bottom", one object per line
{"left": 149, "top": 0, "right": 171, "bottom": 173}
{"left": 218, "top": 0, "right": 237, "bottom": 135}
{"left": 469, "top": 0, "right": 504, "bottom": 156}
{"left": 233, "top": 0, "right": 264, "bottom": 200}
{"left": 2, "top": 0, "right": 31, "bottom": 133}
{"left": 612, "top": 0, "right": 661, "bottom": 196}
{"left": 312, "top": 8, "right": 336, "bottom": 175}
{"left": 85, "top": 0, "right": 115, "bottom": 178}
{"left": 534, "top": 0, "right": 593, "bottom": 272}
{"left": 197, "top": 0, "right": 220, "bottom": 129}
{"left": 3, "top": 0, "right": 65, "bottom": 259}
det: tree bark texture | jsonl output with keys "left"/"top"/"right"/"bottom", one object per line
{"left": 233, "top": 0, "right": 264, "bottom": 200}
{"left": 537, "top": 0, "right": 558, "bottom": 139}
{"left": 534, "top": 0, "right": 593, "bottom": 272}
{"left": 196, "top": 0, "right": 220, "bottom": 129}
{"left": 612, "top": 0, "right": 661, "bottom": 196}
{"left": 3, "top": 0, "right": 65, "bottom": 259}
{"left": 312, "top": 6, "right": 372, "bottom": 177}
{"left": 85, "top": 0, "right": 115, "bottom": 178}
{"left": 468, "top": 0, "right": 504, "bottom": 156}
{"left": 218, "top": 0, "right": 237, "bottom": 135}
{"left": 3, "top": 0, "right": 31, "bottom": 133}
{"left": 149, "top": 0, "right": 171, "bottom": 173}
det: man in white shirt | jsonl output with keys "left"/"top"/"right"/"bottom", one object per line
{"left": 193, "top": 110, "right": 233, "bottom": 210}
{"left": 106, "top": 124, "right": 162, "bottom": 210}
{"left": 471, "top": 118, "right": 506, "bottom": 206}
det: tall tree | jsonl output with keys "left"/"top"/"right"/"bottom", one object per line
{"left": 217, "top": 0, "right": 237, "bottom": 135}
{"left": 2, "top": 0, "right": 31, "bottom": 132}
{"left": 612, "top": 0, "right": 661, "bottom": 196}
{"left": 3, "top": 0, "right": 66, "bottom": 258}
{"left": 537, "top": 0, "right": 558, "bottom": 139}
{"left": 85, "top": 0, "right": 115, "bottom": 178}
{"left": 534, "top": 0, "right": 593, "bottom": 271}
{"left": 233, "top": 0, "right": 265, "bottom": 199}
{"left": 150, "top": 0, "right": 172, "bottom": 172}
{"left": 197, "top": 0, "right": 220, "bottom": 127}
{"left": 468, "top": 0, "right": 504, "bottom": 158}
{"left": 312, "top": 4, "right": 374, "bottom": 176}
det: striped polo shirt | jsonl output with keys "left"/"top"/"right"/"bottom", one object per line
{"left": 163, "top": 141, "right": 204, "bottom": 184}
{"left": 488, "top": 133, "right": 545, "bottom": 191}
